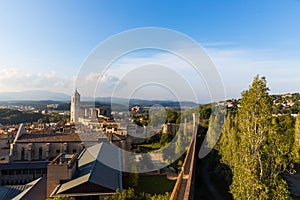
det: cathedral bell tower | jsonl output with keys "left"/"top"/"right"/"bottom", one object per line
{"left": 70, "top": 89, "right": 80, "bottom": 124}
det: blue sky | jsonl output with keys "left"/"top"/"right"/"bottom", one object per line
{"left": 0, "top": 0, "right": 300, "bottom": 101}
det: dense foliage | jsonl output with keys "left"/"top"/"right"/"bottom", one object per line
{"left": 0, "top": 108, "right": 43, "bottom": 125}
{"left": 218, "top": 76, "right": 292, "bottom": 199}
{"left": 0, "top": 108, "right": 69, "bottom": 125}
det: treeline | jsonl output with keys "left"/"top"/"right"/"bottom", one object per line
{"left": 0, "top": 108, "right": 43, "bottom": 125}
{"left": 0, "top": 108, "right": 70, "bottom": 125}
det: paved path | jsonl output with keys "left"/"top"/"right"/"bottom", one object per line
{"left": 176, "top": 142, "right": 195, "bottom": 199}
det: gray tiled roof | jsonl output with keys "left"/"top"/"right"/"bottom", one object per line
{"left": 55, "top": 142, "right": 122, "bottom": 195}
{"left": 13, "top": 177, "right": 46, "bottom": 200}
{"left": 77, "top": 131, "right": 105, "bottom": 142}
{"left": 0, "top": 177, "right": 44, "bottom": 200}
{"left": 0, "top": 185, "right": 31, "bottom": 200}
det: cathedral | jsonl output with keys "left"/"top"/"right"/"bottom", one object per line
{"left": 70, "top": 89, "right": 112, "bottom": 124}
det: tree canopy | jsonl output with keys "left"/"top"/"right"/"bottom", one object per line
{"left": 218, "top": 76, "right": 292, "bottom": 199}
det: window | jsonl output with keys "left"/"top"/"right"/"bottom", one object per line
{"left": 73, "top": 149, "right": 77, "bottom": 153}
{"left": 39, "top": 147, "right": 43, "bottom": 160}
{"left": 21, "top": 147, "right": 25, "bottom": 160}
{"left": 36, "top": 168, "right": 42, "bottom": 174}
{"left": 56, "top": 149, "right": 60, "bottom": 154}
{"left": 42, "top": 169, "right": 47, "bottom": 174}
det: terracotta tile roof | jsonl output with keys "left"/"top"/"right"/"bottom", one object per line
{"left": 16, "top": 132, "right": 82, "bottom": 143}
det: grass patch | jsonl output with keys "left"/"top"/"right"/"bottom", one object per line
{"left": 135, "top": 176, "right": 176, "bottom": 195}
{"left": 139, "top": 143, "right": 161, "bottom": 149}
{"left": 134, "top": 143, "right": 162, "bottom": 153}
{"left": 123, "top": 175, "right": 176, "bottom": 194}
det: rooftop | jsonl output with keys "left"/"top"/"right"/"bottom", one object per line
{"left": 0, "top": 177, "right": 46, "bottom": 200}
{"left": 52, "top": 143, "right": 122, "bottom": 196}
{"left": 15, "top": 132, "right": 81, "bottom": 143}
{"left": 49, "top": 153, "right": 78, "bottom": 168}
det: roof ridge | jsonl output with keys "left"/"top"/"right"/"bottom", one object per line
{"left": 87, "top": 144, "right": 102, "bottom": 181}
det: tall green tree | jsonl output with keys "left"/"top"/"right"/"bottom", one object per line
{"left": 206, "top": 106, "right": 225, "bottom": 150}
{"left": 270, "top": 115, "right": 294, "bottom": 170}
{"left": 127, "top": 162, "right": 139, "bottom": 188}
{"left": 219, "top": 76, "right": 291, "bottom": 199}
{"left": 174, "top": 130, "right": 183, "bottom": 157}
{"left": 294, "top": 114, "right": 300, "bottom": 162}
{"left": 218, "top": 112, "right": 238, "bottom": 169}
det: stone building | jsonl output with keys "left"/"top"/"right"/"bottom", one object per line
{"left": 162, "top": 123, "right": 179, "bottom": 135}
{"left": 0, "top": 127, "right": 17, "bottom": 151}
{"left": 70, "top": 89, "right": 112, "bottom": 124}
{"left": 9, "top": 124, "right": 84, "bottom": 162}
{"left": 0, "top": 124, "right": 101, "bottom": 185}
{"left": 48, "top": 142, "right": 122, "bottom": 199}
{"left": 0, "top": 142, "right": 122, "bottom": 199}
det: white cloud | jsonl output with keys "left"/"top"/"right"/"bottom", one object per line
{"left": 74, "top": 72, "right": 124, "bottom": 97}
{"left": 83, "top": 50, "right": 216, "bottom": 102}
{"left": 1, "top": 42, "right": 299, "bottom": 101}
{"left": 92, "top": 45, "right": 300, "bottom": 101}
{"left": 205, "top": 47, "right": 300, "bottom": 98}
{"left": 0, "top": 68, "right": 74, "bottom": 93}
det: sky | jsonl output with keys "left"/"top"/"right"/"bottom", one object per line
{"left": 0, "top": 0, "right": 300, "bottom": 102}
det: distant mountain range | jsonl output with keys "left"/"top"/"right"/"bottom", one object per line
{"left": 0, "top": 90, "right": 199, "bottom": 107}
{"left": 0, "top": 90, "right": 70, "bottom": 101}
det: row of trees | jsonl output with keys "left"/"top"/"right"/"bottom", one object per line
{"left": 218, "top": 76, "right": 298, "bottom": 199}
